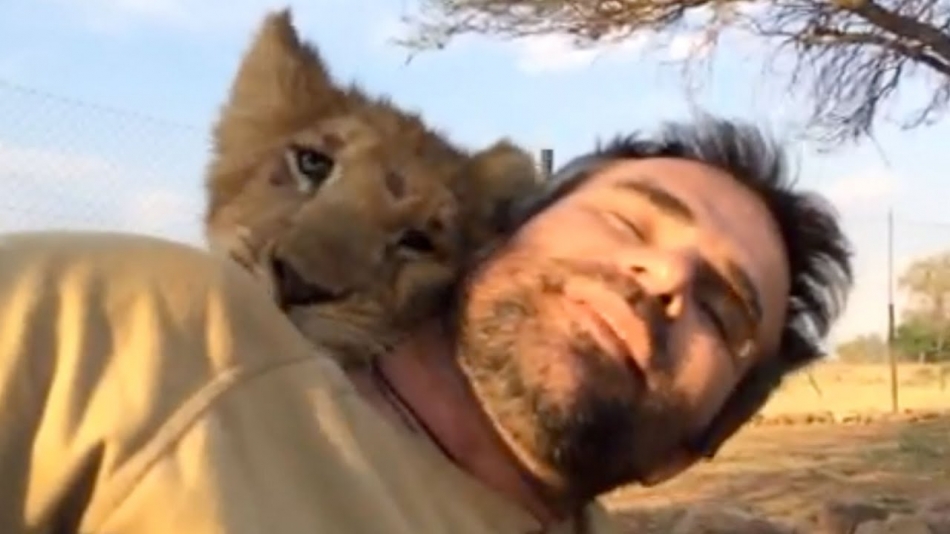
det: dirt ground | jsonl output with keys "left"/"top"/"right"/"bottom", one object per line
{"left": 600, "top": 363, "right": 950, "bottom": 531}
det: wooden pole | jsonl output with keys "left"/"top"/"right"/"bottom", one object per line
{"left": 887, "top": 208, "right": 899, "bottom": 413}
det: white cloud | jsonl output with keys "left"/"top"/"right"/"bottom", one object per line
{"left": 93, "top": 0, "right": 187, "bottom": 25}
{"left": 513, "top": 32, "right": 653, "bottom": 74}
{"left": 509, "top": 26, "right": 719, "bottom": 74}
{"left": 0, "top": 141, "right": 204, "bottom": 245}
{"left": 46, "top": 0, "right": 189, "bottom": 33}
{"left": 819, "top": 169, "right": 897, "bottom": 210}
{"left": 366, "top": 10, "right": 409, "bottom": 51}
{"left": 0, "top": 52, "right": 30, "bottom": 81}
{"left": 665, "top": 32, "right": 715, "bottom": 62}
{"left": 736, "top": 2, "right": 768, "bottom": 17}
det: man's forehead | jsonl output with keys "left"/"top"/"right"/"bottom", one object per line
{"left": 569, "top": 157, "right": 782, "bottom": 241}
{"left": 576, "top": 157, "right": 741, "bottom": 193}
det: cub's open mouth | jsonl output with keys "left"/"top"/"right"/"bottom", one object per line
{"left": 270, "top": 257, "right": 342, "bottom": 309}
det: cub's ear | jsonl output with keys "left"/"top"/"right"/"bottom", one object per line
{"left": 460, "top": 139, "right": 542, "bottom": 248}
{"left": 212, "top": 8, "right": 346, "bottom": 155}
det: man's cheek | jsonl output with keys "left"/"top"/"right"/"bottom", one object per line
{"left": 672, "top": 334, "right": 738, "bottom": 432}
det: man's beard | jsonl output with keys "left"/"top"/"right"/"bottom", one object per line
{"left": 453, "top": 257, "right": 695, "bottom": 504}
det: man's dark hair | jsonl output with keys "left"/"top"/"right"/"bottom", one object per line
{"left": 498, "top": 116, "right": 853, "bottom": 458}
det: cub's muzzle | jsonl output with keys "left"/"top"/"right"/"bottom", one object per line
{"left": 270, "top": 257, "right": 341, "bottom": 310}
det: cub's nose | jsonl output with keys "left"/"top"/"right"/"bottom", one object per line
{"left": 270, "top": 257, "right": 339, "bottom": 309}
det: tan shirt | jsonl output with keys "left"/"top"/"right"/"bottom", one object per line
{"left": 0, "top": 231, "right": 619, "bottom": 534}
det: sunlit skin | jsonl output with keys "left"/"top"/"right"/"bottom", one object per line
{"left": 352, "top": 157, "right": 792, "bottom": 525}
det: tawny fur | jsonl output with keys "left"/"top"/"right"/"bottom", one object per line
{"left": 204, "top": 9, "right": 541, "bottom": 368}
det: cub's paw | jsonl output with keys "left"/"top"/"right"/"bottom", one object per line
{"left": 212, "top": 226, "right": 280, "bottom": 302}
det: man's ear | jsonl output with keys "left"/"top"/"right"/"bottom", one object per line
{"left": 212, "top": 8, "right": 346, "bottom": 156}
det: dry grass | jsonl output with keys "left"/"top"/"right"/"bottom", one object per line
{"left": 601, "top": 363, "right": 950, "bottom": 530}
{"left": 759, "top": 362, "right": 950, "bottom": 415}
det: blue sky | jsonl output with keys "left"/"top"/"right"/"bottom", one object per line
{"left": 2, "top": 0, "right": 950, "bottom": 347}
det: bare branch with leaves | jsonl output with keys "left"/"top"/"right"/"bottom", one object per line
{"left": 400, "top": 0, "right": 950, "bottom": 146}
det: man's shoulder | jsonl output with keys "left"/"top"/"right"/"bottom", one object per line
{"left": 0, "top": 228, "right": 352, "bottom": 428}
{"left": 0, "top": 230, "right": 360, "bottom": 531}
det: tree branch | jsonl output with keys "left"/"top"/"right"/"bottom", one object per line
{"left": 848, "top": 0, "right": 950, "bottom": 64}
{"left": 793, "top": 26, "right": 950, "bottom": 76}
{"left": 401, "top": 0, "right": 950, "bottom": 146}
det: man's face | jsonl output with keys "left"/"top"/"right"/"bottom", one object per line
{"left": 455, "top": 157, "right": 791, "bottom": 500}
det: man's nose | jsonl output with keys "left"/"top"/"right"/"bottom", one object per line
{"left": 622, "top": 248, "right": 698, "bottom": 318}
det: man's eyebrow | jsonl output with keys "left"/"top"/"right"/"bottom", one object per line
{"left": 613, "top": 180, "right": 695, "bottom": 223}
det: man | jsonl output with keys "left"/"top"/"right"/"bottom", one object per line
{"left": 0, "top": 118, "right": 851, "bottom": 534}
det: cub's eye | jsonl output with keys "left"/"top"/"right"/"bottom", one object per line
{"left": 287, "top": 146, "right": 334, "bottom": 193}
{"left": 396, "top": 228, "right": 436, "bottom": 255}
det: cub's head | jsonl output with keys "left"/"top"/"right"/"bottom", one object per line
{"left": 204, "top": 9, "right": 541, "bottom": 363}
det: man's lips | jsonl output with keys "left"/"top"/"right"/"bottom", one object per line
{"left": 568, "top": 294, "right": 646, "bottom": 383}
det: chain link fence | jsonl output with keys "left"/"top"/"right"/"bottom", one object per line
{"left": 0, "top": 79, "right": 563, "bottom": 247}
{"left": 0, "top": 78, "right": 209, "bottom": 246}
{"left": 5, "top": 78, "right": 950, "bottom": 376}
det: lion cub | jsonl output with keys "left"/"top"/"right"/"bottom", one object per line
{"left": 204, "top": 10, "right": 541, "bottom": 368}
